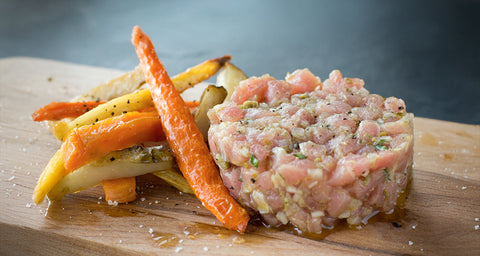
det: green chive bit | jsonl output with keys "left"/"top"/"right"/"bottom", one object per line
{"left": 383, "top": 168, "right": 391, "bottom": 181}
{"left": 293, "top": 153, "right": 307, "bottom": 159}
{"left": 375, "top": 139, "right": 388, "bottom": 151}
{"left": 249, "top": 154, "right": 259, "bottom": 168}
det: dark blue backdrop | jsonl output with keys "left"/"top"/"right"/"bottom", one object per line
{"left": 1, "top": 0, "right": 479, "bottom": 124}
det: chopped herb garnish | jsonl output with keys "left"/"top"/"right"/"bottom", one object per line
{"left": 293, "top": 153, "right": 307, "bottom": 159}
{"left": 249, "top": 154, "right": 259, "bottom": 168}
{"left": 238, "top": 178, "right": 244, "bottom": 182}
{"left": 383, "top": 168, "right": 391, "bottom": 181}
{"left": 375, "top": 139, "right": 388, "bottom": 151}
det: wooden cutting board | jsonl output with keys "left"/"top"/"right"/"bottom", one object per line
{"left": 0, "top": 57, "right": 479, "bottom": 256}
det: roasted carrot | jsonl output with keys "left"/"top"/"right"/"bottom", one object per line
{"left": 33, "top": 100, "right": 200, "bottom": 122}
{"left": 132, "top": 26, "right": 250, "bottom": 232}
{"left": 184, "top": 100, "right": 199, "bottom": 109}
{"left": 101, "top": 177, "right": 137, "bottom": 204}
{"left": 32, "top": 101, "right": 106, "bottom": 121}
{"left": 63, "top": 111, "right": 165, "bottom": 172}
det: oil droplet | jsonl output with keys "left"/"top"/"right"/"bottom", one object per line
{"left": 232, "top": 236, "right": 246, "bottom": 244}
{"left": 441, "top": 153, "right": 453, "bottom": 161}
{"left": 152, "top": 232, "right": 179, "bottom": 247}
{"left": 420, "top": 132, "right": 438, "bottom": 146}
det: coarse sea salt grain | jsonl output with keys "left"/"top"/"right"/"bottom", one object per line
{"left": 475, "top": 225, "right": 479, "bottom": 231}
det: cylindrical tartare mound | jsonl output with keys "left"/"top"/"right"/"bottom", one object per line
{"left": 208, "top": 68, "right": 414, "bottom": 233}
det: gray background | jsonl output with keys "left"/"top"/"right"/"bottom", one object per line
{"left": 2, "top": 0, "right": 479, "bottom": 124}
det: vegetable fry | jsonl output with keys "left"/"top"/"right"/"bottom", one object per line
{"left": 32, "top": 101, "right": 106, "bottom": 121}
{"left": 73, "top": 65, "right": 145, "bottom": 102}
{"left": 63, "top": 111, "right": 165, "bottom": 172}
{"left": 34, "top": 100, "right": 199, "bottom": 122}
{"left": 216, "top": 62, "right": 247, "bottom": 101}
{"left": 132, "top": 25, "right": 249, "bottom": 232}
{"left": 173, "top": 55, "right": 232, "bottom": 93}
{"left": 52, "top": 89, "right": 154, "bottom": 140}
{"left": 152, "top": 169, "right": 194, "bottom": 194}
{"left": 73, "top": 54, "right": 230, "bottom": 102}
{"left": 48, "top": 144, "right": 174, "bottom": 201}
{"left": 32, "top": 149, "right": 66, "bottom": 204}
{"left": 195, "top": 85, "right": 227, "bottom": 140}
{"left": 101, "top": 177, "right": 137, "bottom": 204}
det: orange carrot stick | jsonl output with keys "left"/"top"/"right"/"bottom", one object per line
{"left": 132, "top": 26, "right": 249, "bottom": 232}
{"left": 33, "top": 100, "right": 199, "bottom": 122}
{"left": 101, "top": 177, "right": 136, "bottom": 203}
{"left": 32, "top": 101, "right": 106, "bottom": 121}
{"left": 63, "top": 111, "right": 165, "bottom": 173}
{"left": 184, "top": 100, "right": 199, "bottom": 108}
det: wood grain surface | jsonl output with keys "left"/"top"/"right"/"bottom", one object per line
{"left": 0, "top": 57, "right": 479, "bottom": 256}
